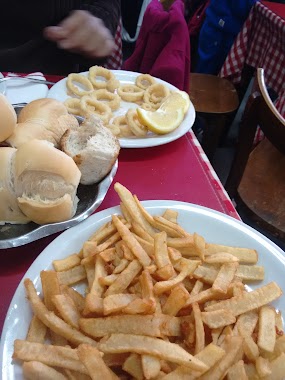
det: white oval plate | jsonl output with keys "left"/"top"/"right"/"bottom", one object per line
{"left": 47, "top": 70, "right": 196, "bottom": 148}
{"left": 0, "top": 72, "right": 6, "bottom": 94}
{"left": 1, "top": 200, "right": 285, "bottom": 379}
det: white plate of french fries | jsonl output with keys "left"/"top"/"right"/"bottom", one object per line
{"left": 47, "top": 70, "right": 196, "bottom": 149}
{"left": 1, "top": 183, "right": 285, "bottom": 379}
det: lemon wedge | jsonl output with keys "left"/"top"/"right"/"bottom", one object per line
{"left": 137, "top": 107, "right": 184, "bottom": 135}
{"left": 160, "top": 90, "right": 191, "bottom": 115}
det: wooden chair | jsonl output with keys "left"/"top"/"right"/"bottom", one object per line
{"left": 189, "top": 73, "right": 239, "bottom": 161}
{"left": 225, "top": 68, "right": 285, "bottom": 240}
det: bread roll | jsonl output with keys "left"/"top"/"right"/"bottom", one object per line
{"left": 6, "top": 98, "right": 79, "bottom": 148}
{"left": 14, "top": 139, "right": 81, "bottom": 224}
{"left": 61, "top": 115, "right": 120, "bottom": 185}
{"left": 0, "top": 94, "right": 17, "bottom": 142}
{"left": 0, "top": 147, "right": 30, "bottom": 224}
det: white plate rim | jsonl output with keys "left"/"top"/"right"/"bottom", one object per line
{"left": 0, "top": 72, "right": 6, "bottom": 95}
{"left": 1, "top": 200, "right": 285, "bottom": 378}
{"left": 47, "top": 70, "right": 196, "bottom": 148}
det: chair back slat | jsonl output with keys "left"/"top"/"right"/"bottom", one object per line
{"left": 225, "top": 68, "right": 285, "bottom": 199}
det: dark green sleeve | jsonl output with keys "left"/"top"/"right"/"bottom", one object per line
{"left": 80, "top": 0, "right": 121, "bottom": 36}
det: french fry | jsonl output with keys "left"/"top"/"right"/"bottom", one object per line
{"left": 104, "top": 259, "right": 142, "bottom": 296}
{"left": 113, "top": 258, "right": 129, "bottom": 274}
{"left": 193, "top": 233, "right": 206, "bottom": 261}
{"left": 80, "top": 314, "right": 181, "bottom": 339}
{"left": 24, "top": 279, "right": 97, "bottom": 347}
{"left": 205, "top": 243, "right": 258, "bottom": 264}
{"left": 233, "top": 310, "right": 258, "bottom": 337}
{"left": 258, "top": 305, "right": 276, "bottom": 352}
{"left": 256, "top": 356, "right": 271, "bottom": 377}
{"left": 193, "top": 264, "right": 218, "bottom": 285}
{"left": 13, "top": 340, "right": 88, "bottom": 374}
{"left": 123, "top": 298, "right": 155, "bottom": 315}
{"left": 236, "top": 264, "right": 264, "bottom": 281}
{"left": 201, "top": 309, "right": 236, "bottom": 329}
{"left": 227, "top": 360, "right": 248, "bottom": 380}
{"left": 131, "top": 221, "right": 154, "bottom": 243}
{"left": 60, "top": 285, "right": 85, "bottom": 313}
{"left": 77, "top": 344, "right": 119, "bottom": 380}
{"left": 154, "top": 231, "right": 173, "bottom": 275}
{"left": 99, "top": 333, "right": 208, "bottom": 371}
{"left": 112, "top": 215, "right": 151, "bottom": 267}
{"left": 264, "top": 352, "right": 285, "bottom": 380}
{"left": 243, "top": 335, "right": 259, "bottom": 361}
{"left": 193, "top": 302, "right": 205, "bottom": 354}
{"left": 148, "top": 343, "right": 225, "bottom": 380}
{"left": 154, "top": 259, "right": 200, "bottom": 295}
{"left": 199, "top": 336, "right": 243, "bottom": 380}
{"left": 40, "top": 270, "right": 61, "bottom": 312}
{"left": 212, "top": 262, "right": 238, "bottom": 293}
{"left": 162, "top": 209, "right": 178, "bottom": 223}
{"left": 162, "top": 284, "right": 189, "bottom": 316}
{"left": 26, "top": 316, "right": 47, "bottom": 343}
{"left": 103, "top": 293, "right": 138, "bottom": 315}
{"left": 122, "top": 353, "right": 144, "bottom": 380}
{"left": 153, "top": 215, "right": 186, "bottom": 237}
{"left": 114, "top": 183, "right": 155, "bottom": 235}
{"left": 52, "top": 294, "right": 81, "bottom": 329}
{"left": 22, "top": 360, "right": 68, "bottom": 380}
{"left": 204, "top": 252, "right": 239, "bottom": 264}
{"left": 204, "top": 282, "right": 282, "bottom": 316}
{"left": 141, "top": 354, "right": 161, "bottom": 379}
{"left": 99, "top": 248, "right": 116, "bottom": 262}
{"left": 53, "top": 254, "right": 81, "bottom": 272}
{"left": 57, "top": 265, "right": 87, "bottom": 286}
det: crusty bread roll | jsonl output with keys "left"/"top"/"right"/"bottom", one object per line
{"left": 61, "top": 115, "right": 120, "bottom": 185}
{"left": 6, "top": 98, "right": 79, "bottom": 148}
{"left": 14, "top": 139, "right": 81, "bottom": 224}
{"left": 0, "top": 147, "right": 30, "bottom": 224}
{"left": 0, "top": 94, "right": 17, "bottom": 142}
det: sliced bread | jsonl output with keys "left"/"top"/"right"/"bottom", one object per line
{"left": 61, "top": 115, "right": 120, "bottom": 185}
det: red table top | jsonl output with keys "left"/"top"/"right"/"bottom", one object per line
{"left": 262, "top": 1, "right": 285, "bottom": 18}
{"left": 0, "top": 76, "right": 239, "bottom": 334}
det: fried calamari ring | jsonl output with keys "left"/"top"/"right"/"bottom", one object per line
{"left": 88, "top": 66, "right": 118, "bottom": 91}
{"left": 64, "top": 98, "right": 82, "bottom": 116}
{"left": 80, "top": 95, "right": 112, "bottom": 124}
{"left": 135, "top": 74, "right": 156, "bottom": 90}
{"left": 126, "top": 109, "right": 148, "bottom": 137}
{"left": 117, "top": 85, "right": 144, "bottom": 102}
{"left": 143, "top": 83, "right": 170, "bottom": 109}
{"left": 113, "top": 115, "right": 134, "bottom": 137}
{"left": 105, "top": 123, "right": 121, "bottom": 136}
{"left": 66, "top": 74, "right": 93, "bottom": 97}
{"left": 91, "top": 89, "right": 121, "bottom": 111}
{"left": 106, "top": 78, "right": 120, "bottom": 93}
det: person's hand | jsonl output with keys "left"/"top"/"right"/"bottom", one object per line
{"left": 44, "top": 10, "right": 115, "bottom": 58}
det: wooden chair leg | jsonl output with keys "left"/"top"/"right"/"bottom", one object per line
{"left": 201, "top": 114, "right": 228, "bottom": 161}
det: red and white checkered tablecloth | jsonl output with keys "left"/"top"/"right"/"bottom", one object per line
{"left": 220, "top": 1, "right": 285, "bottom": 118}
{"left": 104, "top": 20, "right": 123, "bottom": 70}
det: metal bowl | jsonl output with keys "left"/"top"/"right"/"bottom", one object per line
{"left": 0, "top": 105, "right": 118, "bottom": 249}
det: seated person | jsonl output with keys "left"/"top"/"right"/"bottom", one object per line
{"left": 195, "top": 0, "right": 258, "bottom": 75}
{"left": 0, "top": 1, "right": 120, "bottom": 75}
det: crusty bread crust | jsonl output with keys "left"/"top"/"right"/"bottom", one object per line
{"left": 17, "top": 194, "right": 74, "bottom": 225}
{"left": 7, "top": 98, "right": 79, "bottom": 148}
{"left": 0, "top": 94, "right": 17, "bottom": 142}
{"left": 0, "top": 147, "right": 30, "bottom": 224}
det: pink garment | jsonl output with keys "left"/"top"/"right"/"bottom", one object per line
{"left": 123, "top": 0, "right": 190, "bottom": 92}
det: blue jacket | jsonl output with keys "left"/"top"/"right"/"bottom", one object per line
{"left": 196, "top": 0, "right": 258, "bottom": 74}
